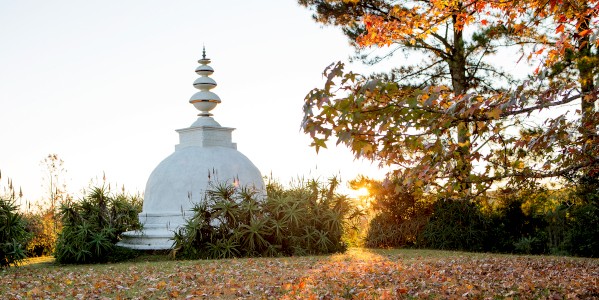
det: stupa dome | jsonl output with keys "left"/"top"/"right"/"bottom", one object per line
{"left": 118, "top": 48, "right": 264, "bottom": 250}
{"left": 143, "top": 146, "right": 263, "bottom": 213}
{"left": 142, "top": 121, "right": 264, "bottom": 217}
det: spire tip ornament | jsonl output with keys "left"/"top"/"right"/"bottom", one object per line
{"left": 190, "top": 47, "right": 220, "bottom": 117}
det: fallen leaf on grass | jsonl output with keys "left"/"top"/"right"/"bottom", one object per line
{"left": 1, "top": 249, "right": 597, "bottom": 299}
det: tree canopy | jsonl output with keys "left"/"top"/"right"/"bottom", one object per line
{"left": 299, "top": 0, "right": 598, "bottom": 198}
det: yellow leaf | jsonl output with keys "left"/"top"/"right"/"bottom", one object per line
{"left": 485, "top": 107, "right": 502, "bottom": 119}
{"left": 156, "top": 281, "right": 167, "bottom": 289}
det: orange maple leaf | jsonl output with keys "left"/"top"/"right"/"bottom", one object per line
{"left": 579, "top": 29, "right": 592, "bottom": 37}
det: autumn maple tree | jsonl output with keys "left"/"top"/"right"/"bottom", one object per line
{"left": 298, "top": 0, "right": 598, "bottom": 198}
{"left": 514, "top": 0, "right": 599, "bottom": 180}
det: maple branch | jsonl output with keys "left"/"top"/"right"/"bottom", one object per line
{"left": 430, "top": 32, "right": 454, "bottom": 52}
{"left": 411, "top": 39, "right": 450, "bottom": 60}
{"left": 501, "top": 91, "right": 585, "bottom": 117}
{"left": 470, "top": 157, "right": 599, "bottom": 184}
{"left": 470, "top": 64, "right": 515, "bottom": 91}
{"left": 393, "top": 59, "right": 446, "bottom": 83}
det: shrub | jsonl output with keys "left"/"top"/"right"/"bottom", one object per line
{"left": 0, "top": 174, "right": 31, "bottom": 268}
{"left": 54, "top": 185, "right": 142, "bottom": 264}
{"left": 566, "top": 202, "right": 599, "bottom": 257}
{"left": 419, "top": 199, "right": 491, "bottom": 252}
{"left": 541, "top": 204, "right": 569, "bottom": 255}
{"left": 22, "top": 210, "right": 59, "bottom": 257}
{"left": 366, "top": 213, "right": 429, "bottom": 248}
{"left": 493, "top": 181, "right": 598, "bottom": 257}
{"left": 565, "top": 175, "right": 599, "bottom": 257}
{"left": 173, "top": 177, "right": 352, "bottom": 259}
{"left": 360, "top": 177, "right": 433, "bottom": 248}
{"left": 1, "top": 199, "right": 31, "bottom": 268}
{"left": 485, "top": 191, "right": 548, "bottom": 254}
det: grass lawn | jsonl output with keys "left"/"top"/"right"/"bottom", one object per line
{"left": 1, "top": 248, "right": 597, "bottom": 299}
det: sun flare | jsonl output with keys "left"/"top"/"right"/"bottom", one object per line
{"left": 348, "top": 187, "right": 369, "bottom": 199}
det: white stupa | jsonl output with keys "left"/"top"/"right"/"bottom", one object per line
{"left": 118, "top": 48, "right": 265, "bottom": 250}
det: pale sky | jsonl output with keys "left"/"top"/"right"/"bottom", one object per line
{"left": 0, "top": 0, "right": 388, "bottom": 203}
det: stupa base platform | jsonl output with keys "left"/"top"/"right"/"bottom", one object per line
{"left": 117, "top": 229, "right": 176, "bottom": 250}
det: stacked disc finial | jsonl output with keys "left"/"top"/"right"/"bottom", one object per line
{"left": 190, "top": 47, "right": 221, "bottom": 116}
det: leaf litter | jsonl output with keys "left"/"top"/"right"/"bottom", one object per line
{"left": 1, "top": 248, "right": 597, "bottom": 299}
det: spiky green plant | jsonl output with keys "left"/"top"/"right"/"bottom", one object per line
{"left": 236, "top": 216, "right": 271, "bottom": 253}
{"left": 206, "top": 237, "right": 240, "bottom": 259}
{"left": 172, "top": 202, "right": 213, "bottom": 259}
{"left": 268, "top": 217, "right": 288, "bottom": 244}
{"left": 313, "top": 229, "right": 334, "bottom": 252}
{"left": 54, "top": 184, "right": 141, "bottom": 264}
{"left": 173, "top": 177, "right": 353, "bottom": 259}
{"left": 283, "top": 201, "right": 306, "bottom": 231}
{"left": 0, "top": 198, "right": 31, "bottom": 268}
{"left": 0, "top": 172, "right": 31, "bottom": 268}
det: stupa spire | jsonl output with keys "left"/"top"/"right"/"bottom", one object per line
{"left": 190, "top": 48, "right": 220, "bottom": 117}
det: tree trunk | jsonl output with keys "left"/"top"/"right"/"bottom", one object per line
{"left": 577, "top": 13, "right": 597, "bottom": 148}
{"left": 449, "top": 12, "right": 472, "bottom": 198}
